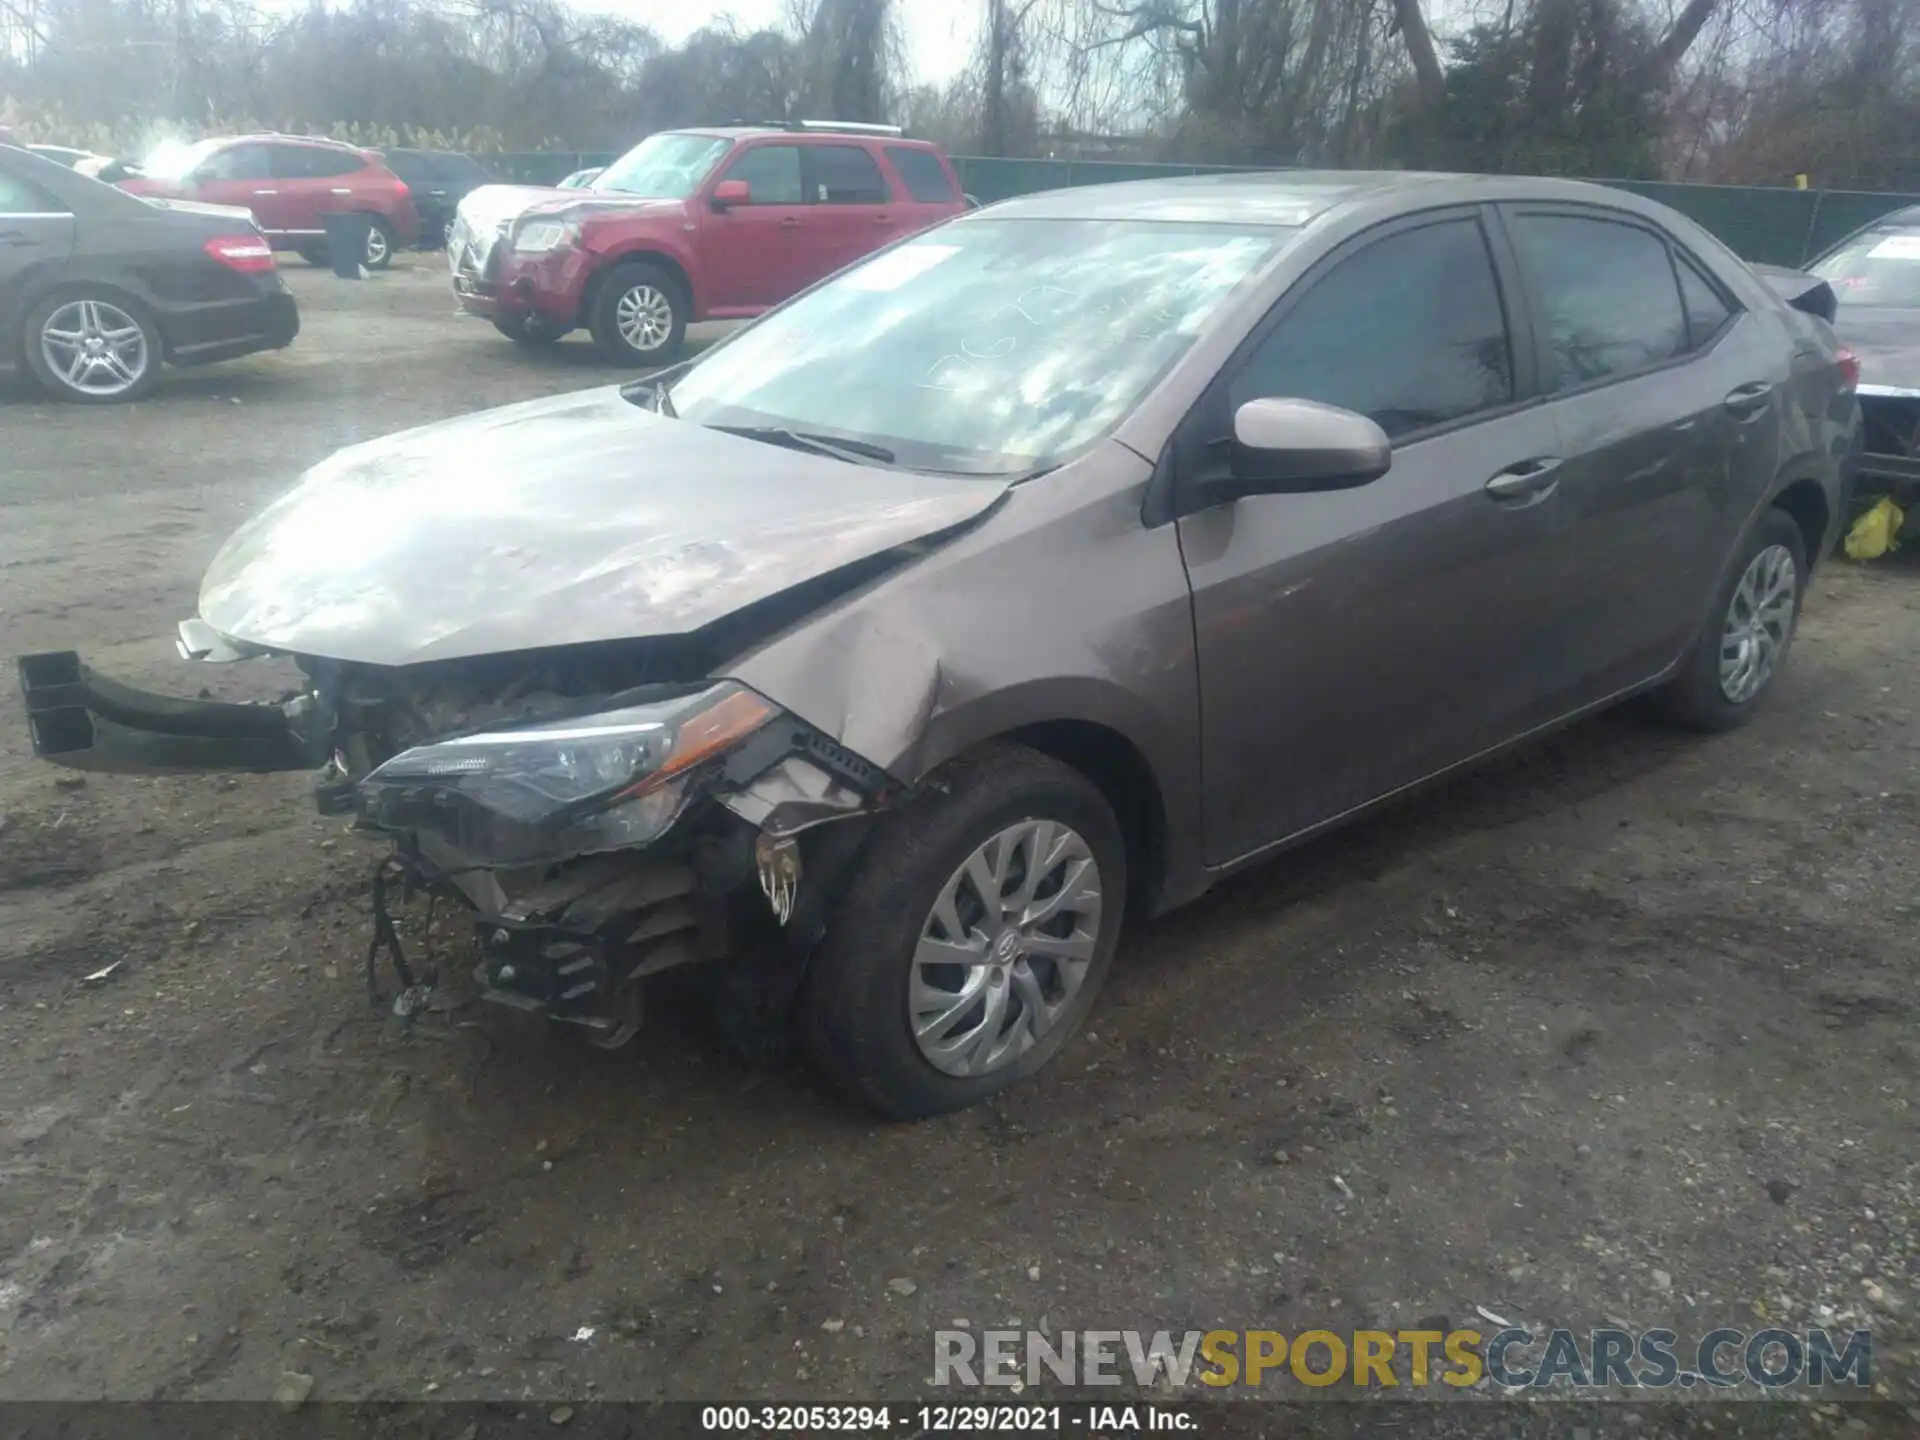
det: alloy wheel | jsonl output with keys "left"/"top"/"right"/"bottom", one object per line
{"left": 1719, "top": 542, "right": 1797, "bottom": 704}
{"left": 910, "top": 819, "right": 1104, "bottom": 1078}
{"left": 40, "top": 299, "right": 150, "bottom": 399}
{"left": 615, "top": 284, "right": 674, "bottom": 354}
{"left": 364, "top": 223, "right": 390, "bottom": 267}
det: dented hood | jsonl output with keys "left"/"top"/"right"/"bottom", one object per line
{"left": 198, "top": 387, "right": 1009, "bottom": 667}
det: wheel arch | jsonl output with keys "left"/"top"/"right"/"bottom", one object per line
{"left": 20, "top": 277, "right": 167, "bottom": 362}
{"left": 1770, "top": 473, "right": 1832, "bottom": 565}
{"left": 584, "top": 247, "right": 696, "bottom": 326}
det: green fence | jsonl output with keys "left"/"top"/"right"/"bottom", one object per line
{"left": 486, "top": 150, "right": 1920, "bottom": 267}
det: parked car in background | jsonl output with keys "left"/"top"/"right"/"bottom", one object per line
{"left": 1, "top": 142, "right": 297, "bottom": 402}
{"left": 448, "top": 121, "right": 967, "bottom": 362}
{"left": 374, "top": 148, "right": 491, "bottom": 249}
{"left": 122, "top": 135, "right": 420, "bottom": 269}
{"left": 558, "top": 167, "right": 603, "bottom": 189}
{"left": 21, "top": 173, "right": 1857, "bottom": 1115}
{"left": 1808, "top": 205, "right": 1920, "bottom": 510}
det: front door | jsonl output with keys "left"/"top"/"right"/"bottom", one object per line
{"left": 700, "top": 142, "right": 812, "bottom": 311}
{"left": 265, "top": 143, "right": 359, "bottom": 240}
{"left": 1176, "top": 210, "right": 1584, "bottom": 865}
{"left": 186, "top": 143, "right": 278, "bottom": 232}
{"left": 800, "top": 143, "right": 899, "bottom": 280}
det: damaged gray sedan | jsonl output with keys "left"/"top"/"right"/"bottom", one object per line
{"left": 17, "top": 173, "right": 1858, "bottom": 1117}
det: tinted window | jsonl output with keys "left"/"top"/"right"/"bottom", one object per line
{"left": 379, "top": 150, "right": 432, "bottom": 184}
{"left": 1676, "top": 255, "right": 1734, "bottom": 346}
{"left": 721, "top": 144, "right": 803, "bottom": 205}
{"left": 198, "top": 145, "right": 269, "bottom": 181}
{"left": 1230, "top": 218, "right": 1513, "bottom": 440}
{"left": 1512, "top": 214, "right": 1687, "bottom": 389}
{"left": 430, "top": 152, "right": 488, "bottom": 183}
{"left": 887, "top": 146, "right": 957, "bottom": 203}
{"left": 0, "top": 171, "right": 63, "bottom": 212}
{"left": 808, "top": 145, "right": 891, "bottom": 204}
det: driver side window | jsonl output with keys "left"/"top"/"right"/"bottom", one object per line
{"left": 718, "top": 145, "right": 804, "bottom": 206}
{"left": 198, "top": 145, "right": 269, "bottom": 182}
{"left": 1229, "top": 217, "right": 1515, "bottom": 442}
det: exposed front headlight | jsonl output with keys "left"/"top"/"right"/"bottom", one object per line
{"left": 357, "top": 682, "right": 779, "bottom": 865}
{"left": 512, "top": 219, "right": 577, "bottom": 254}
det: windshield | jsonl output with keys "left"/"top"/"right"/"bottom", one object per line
{"left": 666, "top": 218, "right": 1287, "bottom": 473}
{"left": 1811, "top": 227, "right": 1920, "bottom": 309}
{"left": 139, "top": 137, "right": 222, "bottom": 183}
{"left": 592, "top": 132, "right": 730, "bottom": 199}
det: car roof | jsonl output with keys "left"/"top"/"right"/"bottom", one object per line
{"left": 971, "top": 169, "right": 1689, "bottom": 227}
{"left": 220, "top": 133, "right": 362, "bottom": 151}
{"left": 674, "top": 126, "right": 937, "bottom": 146}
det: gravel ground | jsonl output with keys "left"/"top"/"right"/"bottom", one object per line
{"left": 0, "top": 260, "right": 1915, "bottom": 1422}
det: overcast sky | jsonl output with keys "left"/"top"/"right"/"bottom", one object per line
{"left": 571, "top": 0, "right": 983, "bottom": 85}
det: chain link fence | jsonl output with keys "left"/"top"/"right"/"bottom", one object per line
{"left": 484, "top": 152, "right": 1920, "bottom": 266}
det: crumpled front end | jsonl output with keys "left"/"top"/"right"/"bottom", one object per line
{"left": 17, "top": 624, "right": 900, "bottom": 1048}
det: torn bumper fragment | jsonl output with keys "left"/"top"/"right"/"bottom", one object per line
{"left": 17, "top": 650, "right": 326, "bottom": 775}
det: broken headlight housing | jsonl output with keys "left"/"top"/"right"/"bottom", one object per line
{"left": 356, "top": 681, "right": 778, "bottom": 865}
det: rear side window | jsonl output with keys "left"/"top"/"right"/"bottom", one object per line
{"left": 721, "top": 144, "right": 803, "bottom": 205}
{"left": 1510, "top": 213, "right": 1687, "bottom": 389}
{"left": 1230, "top": 218, "right": 1514, "bottom": 440}
{"left": 272, "top": 146, "right": 362, "bottom": 179}
{"left": 0, "top": 171, "right": 63, "bottom": 213}
{"left": 1676, "top": 255, "right": 1735, "bottom": 347}
{"left": 807, "top": 145, "right": 891, "bottom": 204}
{"left": 433, "top": 153, "right": 489, "bottom": 183}
{"left": 886, "top": 146, "right": 957, "bottom": 203}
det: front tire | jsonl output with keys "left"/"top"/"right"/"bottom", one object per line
{"left": 1648, "top": 507, "right": 1807, "bottom": 732}
{"left": 801, "top": 744, "right": 1126, "bottom": 1119}
{"left": 587, "top": 262, "right": 686, "bottom": 366}
{"left": 493, "top": 317, "right": 565, "bottom": 347}
{"left": 23, "top": 290, "right": 162, "bottom": 403}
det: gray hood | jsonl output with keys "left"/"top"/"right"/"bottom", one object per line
{"left": 199, "top": 388, "right": 1009, "bottom": 667}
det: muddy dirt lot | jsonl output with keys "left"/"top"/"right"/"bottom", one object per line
{"left": 0, "top": 261, "right": 1916, "bottom": 1413}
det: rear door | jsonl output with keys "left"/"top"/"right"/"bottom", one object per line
{"left": 800, "top": 144, "right": 899, "bottom": 279}
{"left": 701, "top": 141, "right": 811, "bottom": 310}
{"left": 0, "top": 166, "right": 76, "bottom": 338}
{"left": 1499, "top": 205, "right": 1784, "bottom": 698}
{"left": 1177, "top": 209, "right": 1582, "bottom": 863}
{"left": 883, "top": 144, "right": 964, "bottom": 233}
{"left": 267, "top": 144, "right": 360, "bottom": 239}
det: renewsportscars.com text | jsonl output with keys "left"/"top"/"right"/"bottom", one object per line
{"left": 932, "top": 1327, "right": 1872, "bottom": 1390}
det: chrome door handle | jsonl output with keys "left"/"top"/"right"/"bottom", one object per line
{"left": 1484, "top": 457, "right": 1564, "bottom": 500}
{"left": 1724, "top": 381, "right": 1774, "bottom": 416}
{"left": 252, "top": 188, "right": 278, "bottom": 195}
{"left": 779, "top": 216, "right": 803, "bottom": 228}
{"left": 330, "top": 187, "right": 353, "bottom": 195}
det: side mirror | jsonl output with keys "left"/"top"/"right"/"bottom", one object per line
{"left": 1225, "top": 397, "right": 1391, "bottom": 497}
{"left": 711, "top": 178, "right": 751, "bottom": 209}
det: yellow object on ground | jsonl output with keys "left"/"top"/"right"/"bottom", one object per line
{"left": 1844, "top": 496, "right": 1905, "bottom": 560}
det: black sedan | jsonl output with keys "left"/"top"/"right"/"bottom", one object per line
{"left": 1, "top": 142, "right": 298, "bottom": 402}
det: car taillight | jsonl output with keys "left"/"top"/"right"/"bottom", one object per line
{"left": 205, "top": 235, "right": 276, "bottom": 273}
{"left": 1836, "top": 346, "right": 1861, "bottom": 392}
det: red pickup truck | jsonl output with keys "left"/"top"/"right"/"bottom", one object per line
{"left": 448, "top": 122, "right": 968, "bottom": 364}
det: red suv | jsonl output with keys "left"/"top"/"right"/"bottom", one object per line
{"left": 121, "top": 135, "right": 420, "bottom": 270}
{"left": 448, "top": 123, "right": 968, "bottom": 363}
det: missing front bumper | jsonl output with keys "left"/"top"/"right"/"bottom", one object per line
{"left": 16, "top": 650, "right": 324, "bottom": 775}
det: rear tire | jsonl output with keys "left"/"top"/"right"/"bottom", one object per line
{"left": 362, "top": 217, "right": 397, "bottom": 271}
{"left": 1647, "top": 507, "right": 1807, "bottom": 732}
{"left": 800, "top": 744, "right": 1126, "bottom": 1120}
{"left": 587, "top": 261, "right": 686, "bottom": 366}
{"left": 23, "top": 289, "right": 163, "bottom": 404}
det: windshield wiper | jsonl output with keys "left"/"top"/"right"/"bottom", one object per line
{"left": 708, "top": 425, "right": 896, "bottom": 467}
